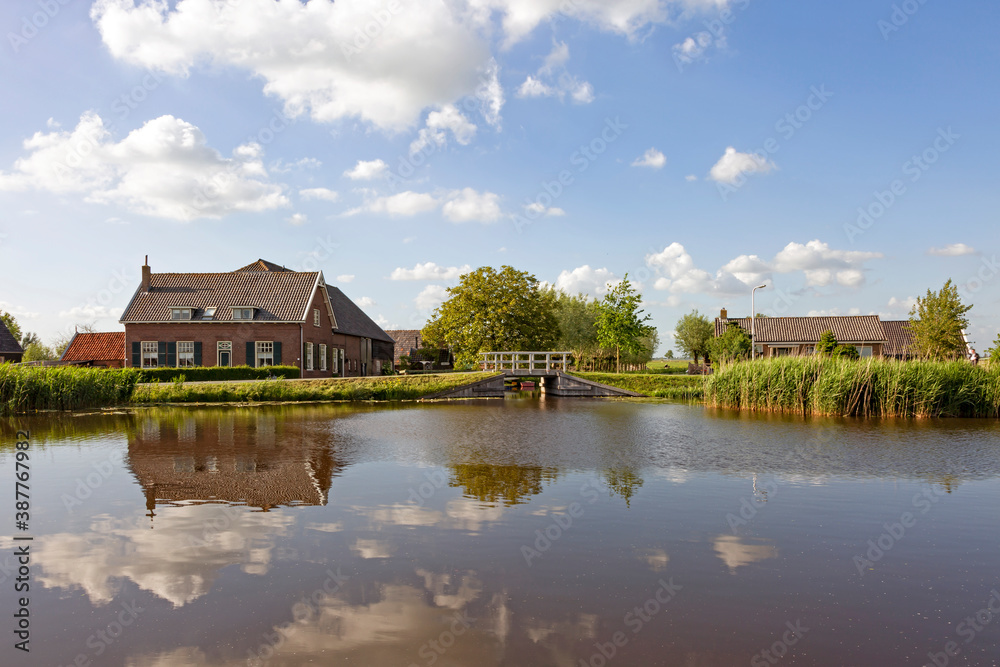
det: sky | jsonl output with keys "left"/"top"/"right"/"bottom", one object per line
{"left": 0, "top": 0, "right": 997, "bottom": 354}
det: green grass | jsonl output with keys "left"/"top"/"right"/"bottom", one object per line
{"left": 705, "top": 357, "right": 1000, "bottom": 418}
{"left": 132, "top": 372, "right": 497, "bottom": 404}
{"left": 643, "top": 360, "right": 690, "bottom": 374}
{"left": 0, "top": 365, "right": 139, "bottom": 415}
{"left": 570, "top": 372, "right": 704, "bottom": 399}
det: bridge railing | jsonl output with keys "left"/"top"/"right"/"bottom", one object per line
{"left": 481, "top": 351, "right": 572, "bottom": 373}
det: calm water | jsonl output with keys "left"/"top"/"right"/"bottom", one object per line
{"left": 3, "top": 400, "right": 1000, "bottom": 667}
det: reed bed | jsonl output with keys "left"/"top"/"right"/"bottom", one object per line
{"left": 0, "top": 365, "right": 139, "bottom": 415}
{"left": 705, "top": 357, "right": 1000, "bottom": 418}
{"left": 132, "top": 372, "right": 496, "bottom": 404}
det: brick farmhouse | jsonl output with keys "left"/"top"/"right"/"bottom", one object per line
{"left": 714, "top": 310, "right": 916, "bottom": 359}
{"left": 119, "top": 259, "right": 393, "bottom": 377}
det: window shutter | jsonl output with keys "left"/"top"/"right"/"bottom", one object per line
{"left": 303, "top": 341, "right": 308, "bottom": 370}
{"left": 246, "top": 341, "right": 255, "bottom": 368}
{"left": 273, "top": 341, "right": 282, "bottom": 365}
{"left": 131, "top": 341, "right": 140, "bottom": 368}
{"left": 193, "top": 342, "right": 202, "bottom": 366}
{"left": 157, "top": 342, "right": 167, "bottom": 367}
{"left": 328, "top": 345, "right": 333, "bottom": 373}
{"left": 167, "top": 342, "right": 176, "bottom": 367}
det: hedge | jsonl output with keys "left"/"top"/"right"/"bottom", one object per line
{"left": 136, "top": 365, "right": 300, "bottom": 383}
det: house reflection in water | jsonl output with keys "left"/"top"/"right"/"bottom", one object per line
{"left": 126, "top": 408, "right": 343, "bottom": 511}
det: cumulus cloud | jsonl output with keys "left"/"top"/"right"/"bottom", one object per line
{"left": 0, "top": 112, "right": 288, "bottom": 221}
{"left": 354, "top": 296, "right": 376, "bottom": 309}
{"left": 415, "top": 284, "right": 449, "bottom": 311}
{"left": 58, "top": 305, "right": 124, "bottom": 320}
{"left": 515, "top": 41, "right": 594, "bottom": 104}
{"left": 441, "top": 188, "right": 502, "bottom": 223}
{"left": 708, "top": 147, "right": 775, "bottom": 184}
{"left": 343, "top": 160, "right": 388, "bottom": 181}
{"left": 410, "top": 105, "right": 477, "bottom": 154}
{"left": 336, "top": 274, "right": 355, "bottom": 283}
{"left": 672, "top": 27, "right": 726, "bottom": 67}
{"left": 928, "top": 243, "right": 977, "bottom": 257}
{"left": 299, "top": 187, "right": 339, "bottom": 202}
{"left": 346, "top": 191, "right": 440, "bottom": 217}
{"left": 552, "top": 266, "right": 619, "bottom": 297}
{"left": 525, "top": 202, "right": 565, "bottom": 217}
{"left": 647, "top": 239, "right": 883, "bottom": 296}
{"left": 632, "top": 148, "right": 666, "bottom": 169}
{"left": 390, "top": 263, "right": 472, "bottom": 281}
{"left": 286, "top": 213, "right": 307, "bottom": 225}
{"left": 0, "top": 302, "right": 40, "bottom": 319}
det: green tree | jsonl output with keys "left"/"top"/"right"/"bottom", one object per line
{"left": 0, "top": 311, "right": 22, "bottom": 344}
{"left": 595, "top": 275, "right": 652, "bottom": 373}
{"left": 908, "top": 279, "right": 973, "bottom": 360}
{"left": 831, "top": 344, "right": 860, "bottom": 359}
{"left": 815, "top": 330, "right": 838, "bottom": 356}
{"left": 22, "top": 342, "right": 55, "bottom": 362}
{"left": 674, "top": 310, "right": 714, "bottom": 364}
{"left": 983, "top": 333, "right": 1000, "bottom": 361}
{"left": 665, "top": 350, "right": 674, "bottom": 360}
{"left": 550, "top": 291, "right": 601, "bottom": 370}
{"left": 422, "top": 266, "right": 559, "bottom": 367}
{"left": 710, "top": 322, "right": 751, "bottom": 364}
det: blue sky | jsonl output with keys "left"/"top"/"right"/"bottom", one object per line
{"left": 1, "top": 0, "right": 997, "bottom": 353}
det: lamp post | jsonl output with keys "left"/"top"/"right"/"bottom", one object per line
{"left": 751, "top": 283, "right": 767, "bottom": 359}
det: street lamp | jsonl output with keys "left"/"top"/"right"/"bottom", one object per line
{"left": 751, "top": 284, "right": 767, "bottom": 359}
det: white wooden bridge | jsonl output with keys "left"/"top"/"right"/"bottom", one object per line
{"left": 421, "top": 351, "right": 643, "bottom": 400}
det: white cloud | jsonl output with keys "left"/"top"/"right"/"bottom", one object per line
{"left": 0, "top": 112, "right": 288, "bottom": 221}
{"left": 410, "top": 105, "right": 477, "bottom": 154}
{"left": 525, "top": 202, "right": 565, "bottom": 217}
{"left": 708, "top": 147, "right": 775, "bottom": 184}
{"left": 647, "top": 239, "right": 883, "bottom": 296}
{"left": 632, "top": 148, "right": 666, "bottom": 169}
{"left": 928, "top": 243, "right": 977, "bottom": 257}
{"left": 286, "top": 213, "right": 307, "bottom": 225}
{"left": 343, "top": 159, "right": 388, "bottom": 181}
{"left": 442, "top": 188, "right": 502, "bottom": 223}
{"left": 270, "top": 157, "right": 321, "bottom": 173}
{"left": 552, "top": 266, "right": 619, "bottom": 297}
{"left": 391, "top": 262, "right": 471, "bottom": 281}
{"left": 299, "top": 187, "right": 339, "bottom": 202}
{"left": 354, "top": 296, "right": 376, "bottom": 309}
{"left": 58, "top": 305, "right": 125, "bottom": 320}
{"left": 685, "top": 174, "right": 698, "bottom": 181}
{"left": 807, "top": 307, "right": 862, "bottom": 317}
{"left": 0, "top": 302, "right": 40, "bottom": 319}
{"left": 347, "top": 191, "right": 440, "bottom": 217}
{"left": 336, "top": 274, "right": 355, "bottom": 283}
{"left": 672, "top": 27, "right": 726, "bottom": 66}
{"left": 515, "top": 41, "right": 594, "bottom": 105}
{"left": 415, "top": 284, "right": 449, "bottom": 311}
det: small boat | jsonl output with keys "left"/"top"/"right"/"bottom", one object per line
{"left": 519, "top": 381, "right": 536, "bottom": 390}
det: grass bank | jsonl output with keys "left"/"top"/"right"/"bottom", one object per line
{"left": 705, "top": 357, "right": 1000, "bottom": 418}
{"left": 570, "top": 372, "right": 704, "bottom": 399}
{"left": 1, "top": 365, "right": 138, "bottom": 415}
{"left": 132, "top": 372, "right": 496, "bottom": 404}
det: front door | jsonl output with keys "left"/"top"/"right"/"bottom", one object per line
{"left": 218, "top": 341, "right": 232, "bottom": 367}
{"left": 219, "top": 351, "right": 231, "bottom": 367}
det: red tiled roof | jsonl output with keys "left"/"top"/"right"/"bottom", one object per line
{"left": 714, "top": 315, "right": 887, "bottom": 344}
{"left": 120, "top": 271, "right": 320, "bottom": 323}
{"left": 881, "top": 320, "right": 916, "bottom": 357}
{"left": 61, "top": 332, "right": 126, "bottom": 362}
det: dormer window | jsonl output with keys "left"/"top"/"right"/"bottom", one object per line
{"left": 202, "top": 307, "right": 217, "bottom": 320}
{"left": 171, "top": 308, "right": 192, "bottom": 320}
{"left": 232, "top": 307, "right": 255, "bottom": 320}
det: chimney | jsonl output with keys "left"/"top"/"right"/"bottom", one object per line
{"left": 720, "top": 307, "right": 728, "bottom": 319}
{"left": 142, "top": 255, "right": 151, "bottom": 292}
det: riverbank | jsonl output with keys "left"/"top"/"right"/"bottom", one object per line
{"left": 705, "top": 357, "right": 1000, "bottom": 418}
{"left": 569, "top": 372, "right": 704, "bottom": 399}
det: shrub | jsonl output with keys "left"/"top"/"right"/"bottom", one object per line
{"left": 135, "top": 365, "right": 300, "bottom": 383}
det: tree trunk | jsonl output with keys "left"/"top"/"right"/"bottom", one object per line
{"left": 616, "top": 346, "right": 620, "bottom": 373}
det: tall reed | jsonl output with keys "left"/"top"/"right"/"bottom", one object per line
{"left": 705, "top": 357, "right": 1000, "bottom": 418}
{"left": 0, "top": 365, "right": 139, "bottom": 415}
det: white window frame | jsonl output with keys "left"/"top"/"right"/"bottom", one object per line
{"left": 331, "top": 348, "right": 339, "bottom": 374}
{"left": 256, "top": 341, "right": 274, "bottom": 367}
{"left": 202, "top": 307, "right": 217, "bottom": 320}
{"left": 313, "top": 309, "right": 321, "bottom": 327}
{"left": 305, "top": 342, "right": 314, "bottom": 371}
{"left": 177, "top": 341, "right": 195, "bottom": 367}
{"left": 171, "top": 308, "right": 192, "bottom": 320}
{"left": 233, "top": 308, "right": 254, "bottom": 320}
{"left": 141, "top": 341, "right": 158, "bottom": 368}
{"left": 217, "top": 341, "right": 232, "bottom": 366}
{"left": 319, "top": 344, "right": 327, "bottom": 371}
{"left": 856, "top": 345, "right": 873, "bottom": 358}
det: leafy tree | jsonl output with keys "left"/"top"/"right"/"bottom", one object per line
{"left": 0, "top": 311, "right": 22, "bottom": 344}
{"left": 595, "top": 275, "right": 652, "bottom": 373}
{"left": 20, "top": 332, "right": 40, "bottom": 348}
{"left": 674, "top": 310, "right": 714, "bottom": 364}
{"left": 984, "top": 333, "right": 1000, "bottom": 361}
{"left": 22, "top": 342, "right": 55, "bottom": 362}
{"left": 710, "top": 322, "right": 751, "bottom": 364}
{"left": 422, "top": 266, "right": 559, "bottom": 367}
{"left": 831, "top": 344, "right": 860, "bottom": 360}
{"left": 550, "top": 291, "right": 601, "bottom": 370}
{"left": 665, "top": 350, "right": 674, "bottom": 360}
{"left": 815, "top": 330, "right": 838, "bottom": 356}
{"left": 908, "top": 279, "right": 973, "bottom": 360}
